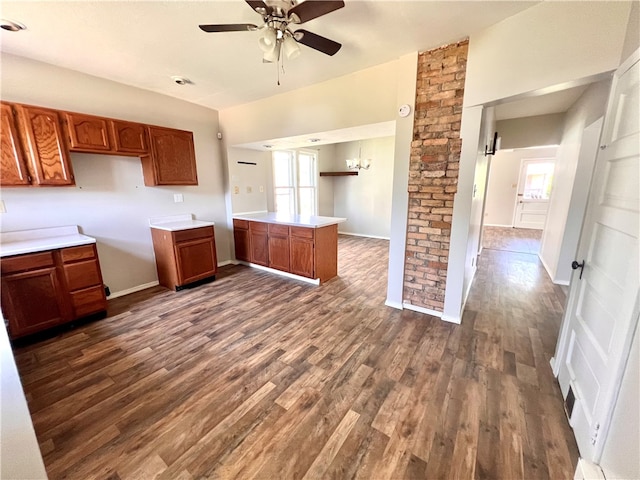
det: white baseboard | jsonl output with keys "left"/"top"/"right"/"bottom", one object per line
{"left": 402, "top": 302, "right": 443, "bottom": 318}
{"left": 108, "top": 281, "right": 160, "bottom": 299}
{"left": 237, "top": 261, "right": 320, "bottom": 285}
{"left": 484, "top": 223, "right": 514, "bottom": 228}
{"left": 573, "top": 458, "right": 605, "bottom": 480}
{"left": 537, "top": 253, "right": 570, "bottom": 286}
{"left": 385, "top": 299, "right": 403, "bottom": 310}
{"left": 441, "top": 313, "right": 462, "bottom": 324}
{"left": 338, "top": 231, "right": 390, "bottom": 240}
{"left": 217, "top": 260, "right": 234, "bottom": 267}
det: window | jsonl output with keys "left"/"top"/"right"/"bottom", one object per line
{"left": 522, "top": 162, "right": 554, "bottom": 199}
{"left": 272, "top": 150, "right": 317, "bottom": 216}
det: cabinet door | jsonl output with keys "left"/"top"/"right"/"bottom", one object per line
{"left": 1, "top": 267, "right": 68, "bottom": 338}
{"left": 0, "top": 102, "right": 31, "bottom": 186}
{"left": 250, "top": 232, "right": 269, "bottom": 266}
{"left": 143, "top": 126, "right": 197, "bottom": 186}
{"left": 290, "top": 237, "right": 315, "bottom": 278}
{"left": 16, "top": 105, "right": 75, "bottom": 186}
{"left": 111, "top": 120, "right": 148, "bottom": 154}
{"left": 234, "top": 228, "right": 250, "bottom": 262}
{"left": 175, "top": 237, "right": 217, "bottom": 285}
{"left": 64, "top": 112, "right": 112, "bottom": 152}
{"left": 269, "top": 235, "right": 290, "bottom": 272}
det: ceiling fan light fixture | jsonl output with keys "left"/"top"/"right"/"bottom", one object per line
{"left": 282, "top": 35, "right": 301, "bottom": 60}
{"left": 263, "top": 41, "right": 281, "bottom": 63}
{"left": 258, "top": 25, "right": 277, "bottom": 51}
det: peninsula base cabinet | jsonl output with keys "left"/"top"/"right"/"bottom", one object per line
{"left": 233, "top": 220, "right": 338, "bottom": 283}
{"left": 151, "top": 226, "right": 217, "bottom": 291}
{"left": 0, "top": 244, "right": 107, "bottom": 339}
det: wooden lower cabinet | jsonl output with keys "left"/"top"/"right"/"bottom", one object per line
{"left": 151, "top": 226, "right": 217, "bottom": 290}
{"left": 0, "top": 244, "right": 107, "bottom": 339}
{"left": 249, "top": 222, "right": 269, "bottom": 267}
{"left": 233, "top": 220, "right": 338, "bottom": 283}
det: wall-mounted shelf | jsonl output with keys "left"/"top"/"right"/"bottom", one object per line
{"left": 319, "top": 171, "right": 358, "bottom": 177}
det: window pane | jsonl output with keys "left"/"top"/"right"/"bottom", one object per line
{"left": 273, "top": 151, "right": 293, "bottom": 187}
{"left": 298, "top": 153, "right": 315, "bottom": 187}
{"left": 275, "top": 187, "right": 294, "bottom": 215}
{"left": 298, "top": 187, "right": 315, "bottom": 216}
{"left": 523, "top": 162, "right": 554, "bottom": 199}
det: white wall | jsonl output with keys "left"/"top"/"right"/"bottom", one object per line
{"left": 484, "top": 146, "right": 558, "bottom": 227}
{"left": 620, "top": 0, "right": 640, "bottom": 63}
{"left": 227, "top": 148, "right": 271, "bottom": 214}
{"left": 0, "top": 54, "right": 228, "bottom": 296}
{"left": 496, "top": 113, "right": 565, "bottom": 149}
{"left": 219, "top": 60, "right": 399, "bottom": 146}
{"left": 464, "top": 1, "right": 631, "bottom": 107}
{"left": 539, "top": 81, "right": 610, "bottom": 284}
{"left": 317, "top": 144, "right": 336, "bottom": 217}
{"left": 332, "top": 137, "right": 395, "bottom": 239}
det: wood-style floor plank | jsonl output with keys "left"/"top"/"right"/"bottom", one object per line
{"left": 12, "top": 234, "right": 579, "bottom": 479}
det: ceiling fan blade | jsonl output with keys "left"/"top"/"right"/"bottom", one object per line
{"left": 288, "top": 1, "right": 345, "bottom": 23}
{"left": 245, "top": 0, "right": 273, "bottom": 15}
{"left": 293, "top": 29, "right": 341, "bottom": 56}
{"left": 199, "top": 23, "right": 258, "bottom": 32}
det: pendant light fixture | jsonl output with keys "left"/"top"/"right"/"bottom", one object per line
{"left": 345, "top": 141, "right": 372, "bottom": 170}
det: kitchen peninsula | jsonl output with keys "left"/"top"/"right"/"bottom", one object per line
{"left": 232, "top": 212, "right": 346, "bottom": 284}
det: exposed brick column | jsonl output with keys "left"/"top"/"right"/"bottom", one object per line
{"left": 403, "top": 39, "right": 468, "bottom": 313}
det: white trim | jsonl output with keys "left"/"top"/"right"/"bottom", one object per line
{"left": 573, "top": 458, "right": 606, "bottom": 480}
{"left": 402, "top": 302, "right": 442, "bottom": 318}
{"left": 538, "top": 252, "right": 571, "bottom": 286}
{"left": 233, "top": 210, "right": 268, "bottom": 216}
{"left": 108, "top": 281, "right": 160, "bottom": 299}
{"left": 484, "top": 223, "right": 514, "bottom": 228}
{"left": 237, "top": 261, "right": 320, "bottom": 285}
{"left": 385, "top": 299, "right": 403, "bottom": 310}
{"left": 441, "top": 313, "right": 462, "bottom": 324}
{"left": 217, "top": 260, "right": 234, "bottom": 267}
{"left": 338, "top": 231, "right": 390, "bottom": 240}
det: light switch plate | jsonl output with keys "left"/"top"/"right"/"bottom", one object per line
{"left": 173, "top": 194, "right": 184, "bottom": 203}
{"left": 246, "top": 186, "right": 252, "bottom": 193}
{"left": 234, "top": 186, "right": 239, "bottom": 194}
{"left": 259, "top": 185, "right": 264, "bottom": 193}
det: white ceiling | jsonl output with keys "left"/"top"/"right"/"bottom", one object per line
{"left": 0, "top": 0, "right": 539, "bottom": 112}
{"left": 1, "top": 0, "right": 599, "bottom": 150}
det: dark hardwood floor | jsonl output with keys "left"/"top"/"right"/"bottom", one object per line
{"left": 13, "top": 234, "right": 578, "bottom": 479}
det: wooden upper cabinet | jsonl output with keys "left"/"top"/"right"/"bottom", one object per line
{"left": 111, "top": 120, "right": 148, "bottom": 154}
{"left": 0, "top": 102, "right": 31, "bottom": 186}
{"left": 64, "top": 112, "right": 112, "bottom": 153}
{"left": 142, "top": 126, "right": 198, "bottom": 186}
{"left": 15, "top": 105, "right": 74, "bottom": 186}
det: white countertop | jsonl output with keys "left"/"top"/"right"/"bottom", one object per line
{"left": 233, "top": 212, "right": 346, "bottom": 228}
{"left": 0, "top": 226, "right": 96, "bottom": 258}
{"left": 149, "top": 214, "right": 215, "bottom": 232}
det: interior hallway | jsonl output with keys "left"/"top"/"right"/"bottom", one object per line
{"left": 482, "top": 226, "right": 543, "bottom": 255}
{"left": 13, "top": 235, "right": 578, "bottom": 479}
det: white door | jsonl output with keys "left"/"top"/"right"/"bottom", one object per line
{"left": 513, "top": 158, "right": 555, "bottom": 229}
{"left": 554, "top": 52, "right": 639, "bottom": 462}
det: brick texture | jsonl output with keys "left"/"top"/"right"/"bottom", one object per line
{"left": 403, "top": 39, "right": 468, "bottom": 313}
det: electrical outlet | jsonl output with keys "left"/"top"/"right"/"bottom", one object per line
{"left": 246, "top": 186, "right": 252, "bottom": 194}
{"left": 173, "top": 193, "right": 184, "bottom": 203}
{"left": 234, "top": 186, "right": 239, "bottom": 194}
{"left": 259, "top": 185, "right": 264, "bottom": 193}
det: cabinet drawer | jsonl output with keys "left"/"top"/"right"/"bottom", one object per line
{"left": 70, "top": 285, "right": 107, "bottom": 317}
{"left": 269, "top": 224, "right": 290, "bottom": 236}
{"left": 291, "top": 226, "right": 315, "bottom": 239}
{"left": 249, "top": 221, "right": 268, "bottom": 233}
{"left": 172, "top": 226, "right": 214, "bottom": 243}
{"left": 233, "top": 219, "right": 249, "bottom": 230}
{"left": 60, "top": 244, "right": 96, "bottom": 263}
{"left": 1, "top": 251, "right": 55, "bottom": 274}
{"left": 63, "top": 259, "right": 101, "bottom": 291}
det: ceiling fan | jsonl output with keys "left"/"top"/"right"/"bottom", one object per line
{"left": 199, "top": 0, "right": 345, "bottom": 63}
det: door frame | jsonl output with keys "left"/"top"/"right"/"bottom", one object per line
{"left": 552, "top": 47, "right": 640, "bottom": 463}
